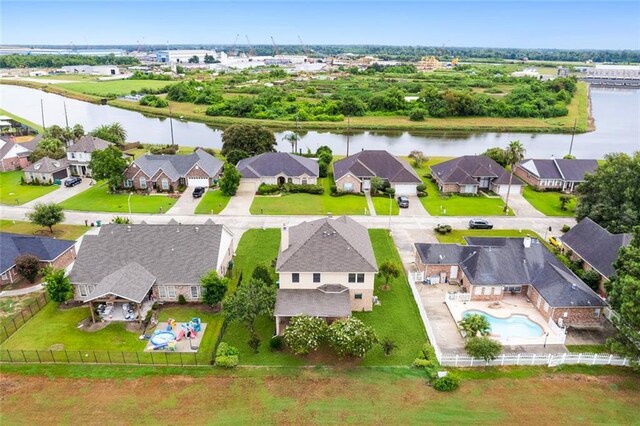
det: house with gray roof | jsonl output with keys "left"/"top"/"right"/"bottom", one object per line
{"left": 123, "top": 148, "right": 223, "bottom": 191}
{"left": 66, "top": 135, "right": 113, "bottom": 177}
{"left": 333, "top": 150, "right": 422, "bottom": 195}
{"left": 236, "top": 152, "right": 319, "bottom": 193}
{"left": 0, "top": 139, "right": 33, "bottom": 172}
{"left": 22, "top": 156, "right": 70, "bottom": 183}
{"left": 514, "top": 158, "right": 598, "bottom": 192}
{"left": 274, "top": 216, "right": 378, "bottom": 334}
{"left": 431, "top": 155, "right": 523, "bottom": 195}
{"left": 414, "top": 236, "right": 606, "bottom": 327}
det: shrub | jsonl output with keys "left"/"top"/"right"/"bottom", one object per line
{"left": 257, "top": 183, "right": 281, "bottom": 195}
{"left": 284, "top": 315, "right": 328, "bottom": 355}
{"left": 15, "top": 254, "right": 40, "bottom": 283}
{"left": 409, "top": 108, "right": 426, "bottom": 121}
{"left": 465, "top": 336, "right": 502, "bottom": 362}
{"left": 43, "top": 267, "right": 73, "bottom": 302}
{"left": 318, "top": 161, "right": 328, "bottom": 178}
{"left": 112, "top": 216, "right": 131, "bottom": 224}
{"left": 283, "top": 183, "right": 324, "bottom": 194}
{"left": 215, "top": 342, "right": 239, "bottom": 368}
{"left": 178, "top": 294, "right": 187, "bottom": 305}
{"left": 561, "top": 224, "right": 571, "bottom": 233}
{"left": 382, "top": 338, "right": 397, "bottom": 356}
{"left": 384, "top": 187, "right": 396, "bottom": 197}
{"left": 433, "top": 375, "right": 460, "bottom": 392}
{"left": 434, "top": 224, "right": 452, "bottom": 234}
{"left": 247, "top": 334, "right": 261, "bottom": 353}
{"left": 328, "top": 317, "right": 377, "bottom": 358}
{"left": 269, "top": 335, "right": 285, "bottom": 352}
{"left": 416, "top": 183, "right": 427, "bottom": 193}
{"left": 152, "top": 302, "right": 158, "bottom": 310}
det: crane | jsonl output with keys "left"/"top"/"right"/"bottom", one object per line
{"left": 230, "top": 33, "right": 239, "bottom": 56}
{"left": 271, "top": 36, "right": 282, "bottom": 58}
{"left": 298, "top": 35, "right": 310, "bottom": 57}
{"left": 245, "top": 35, "right": 255, "bottom": 57}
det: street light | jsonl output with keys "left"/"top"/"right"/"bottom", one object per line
{"left": 543, "top": 331, "right": 550, "bottom": 348}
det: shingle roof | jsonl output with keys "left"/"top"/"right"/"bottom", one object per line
{"left": 22, "top": 156, "right": 69, "bottom": 173}
{"left": 69, "top": 224, "right": 232, "bottom": 286}
{"left": 236, "top": 152, "right": 319, "bottom": 178}
{"left": 131, "top": 148, "right": 223, "bottom": 181}
{"left": 518, "top": 158, "right": 598, "bottom": 181}
{"left": 415, "top": 237, "right": 605, "bottom": 308}
{"left": 84, "top": 263, "right": 156, "bottom": 303}
{"left": 0, "top": 232, "right": 75, "bottom": 274}
{"left": 66, "top": 135, "right": 112, "bottom": 153}
{"left": 276, "top": 216, "right": 377, "bottom": 273}
{"left": 561, "top": 217, "right": 632, "bottom": 278}
{"left": 0, "top": 140, "right": 32, "bottom": 160}
{"left": 431, "top": 156, "right": 523, "bottom": 186}
{"left": 333, "top": 150, "right": 421, "bottom": 183}
{"left": 275, "top": 288, "right": 351, "bottom": 317}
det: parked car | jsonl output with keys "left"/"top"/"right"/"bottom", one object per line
{"left": 64, "top": 177, "right": 82, "bottom": 187}
{"left": 192, "top": 186, "right": 206, "bottom": 198}
{"left": 468, "top": 218, "right": 493, "bottom": 229}
{"left": 548, "top": 236, "right": 562, "bottom": 249}
{"left": 397, "top": 196, "right": 409, "bottom": 208}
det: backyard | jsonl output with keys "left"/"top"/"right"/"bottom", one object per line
{"left": 0, "top": 219, "right": 89, "bottom": 241}
{"left": 522, "top": 186, "right": 576, "bottom": 216}
{"left": 0, "top": 171, "right": 58, "bottom": 205}
{"left": 195, "top": 190, "right": 231, "bottom": 214}
{"left": 60, "top": 182, "right": 176, "bottom": 213}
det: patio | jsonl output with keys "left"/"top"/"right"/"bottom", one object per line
{"left": 144, "top": 322, "right": 208, "bottom": 353}
{"left": 96, "top": 300, "right": 153, "bottom": 322}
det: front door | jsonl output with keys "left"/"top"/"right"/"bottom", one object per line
{"left": 450, "top": 265, "right": 458, "bottom": 278}
{"left": 362, "top": 179, "right": 371, "bottom": 190}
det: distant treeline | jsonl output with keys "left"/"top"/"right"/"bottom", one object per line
{"left": 0, "top": 54, "right": 139, "bottom": 69}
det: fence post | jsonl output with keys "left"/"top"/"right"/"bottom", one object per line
{"left": 532, "top": 354, "right": 536, "bottom": 365}
{"left": 122, "top": 352, "right": 126, "bottom": 364}
{"left": 21, "top": 310, "right": 26, "bottom": 323}
{"left": 65, "top": 350, "right": 70, "bottom": 363}
{"left": 501, "top": 354, "right": 505, "bottom": 366}
{"left": 180, "top": 352, "right": 183, "bottom": 366}
{"left": 107, "top": 352, "right": 112, "bottom": 364}
{"left": 28, "top": 304, "right": 33, "bottom": 317}
{"left": 608, "top": 354, "right": 613, "bottom": 365}
{"left": 592, "top": 354, "right": 597, "bottom": 365}
{"left": 36, "top": 296, "right": 42, "bottom": 309}
{"left": 136, "top": 352, "right": 140, "bottom": 365}
{"left": 194, "top": 352, "right": 197, "bottom": 366}
{"left": 470, "top": 357, "right": 474, "bottom": 367}
{"left": 150, "top": 352, "right": 154, "bottom": 365}
{"left": 165, "top": 352, "right": 169, "bottom": 365}
{"left": 22, "top": 350, "right": 26, "bottom": 362}
{"left": 577, "top": 353, "right": 582, "bottom": 364}
{"left": 7, "top": 350, "right": 13, "bottom": 363}
{"left": 12, "top": 318, "right": 17, "bottom": 332}
{"left": 517, "top": 354, "right": 521, "bottom": 365}
{"left": 79, "top": 351, "right": 84, "bottom": 363}
{"left": 455, "top": 354, "right": 459, "bottom": 367}
{"left": 36, "top": 350, "right": 42, "bottom": 363}
{"left": 93, "top": 351, "right": 98, "bottom": 363}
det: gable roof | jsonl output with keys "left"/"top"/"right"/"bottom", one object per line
{"left": 22, "top": 156, "right": 69, "bottom": 173}
{"left": 276, "top": 216, "right": 377, "bottom": 273}
{"left": 66, "top": 135, "right": 112, "bottom": 153}
{"left": 0, "top": 140, "right": 32, "bottom": 160}
{"left": 518, "top": 158, "right": 598, "bottom": 181}
{"left": 130, "top": 148, "right": 223, "bottom": 181}
{"left": 431, "top": 155, "right": 523, "bottom": 186}
{"left": 84, "top": 262, "right": 156, "bottom": 303}
{"left": 415, "top": 237, "right": 605, "bottom": 308}
{"left": 0, "top": 232, "right": 75, "bottom": 274}
{"left": 333, "top": 150, "right": 421, "bottom": 183}
{"left": 69, "top": 224, "right": 233, "bottom": 286}
{"left": 561, "top": 217, "right": 632, "bottom": 278}
{"left": 236, "top": 152, "right": 319, "bottom": 178}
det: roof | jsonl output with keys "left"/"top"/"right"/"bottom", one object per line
{"left": 0, "top": 140, "right": 32, "bottom": 160}
{"left": 131, "top": 148, "right": 223, "bottom": 181}
{"left": 333, "top": 150, "right": 421, "bottom": 184}
{"left": 518, "top": 158, "right": 598, "bottom": 181}
{"left": 0, "top": 232, "right": 75, "bottom": 273}
{"left": 70, "top": 224, "right": 233, "bottom": 286}
{"left": 236, "top": 152, "right": 319, "bottom": 178}
{"left": 276, "top": 216, "right": 377, "bottom": 273}
{"left": 275, "top": 288, "right": 351, "bottom": 317}
{"left": 415, "top": 237, "right": 605, "bottom": 308}
{"left": 22, "top": 156, "right": 69, "bottom": 173}
{"left": 84, "top": 263, "right": 156, "bottom": 303}
{"left": 431, "top": 156, "right": 523, "bottom": 186}
{"left": 561, "top": 217, "right": 632, "bottom": 278}
{"left": 66, "top": 135, "right": 112, "bottom": 153}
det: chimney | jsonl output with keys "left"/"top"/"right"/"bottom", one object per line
{"left": 523, "top": 234, "right": 532, "bottom": 248}
{"left": 281, "top": 224, "right": 289, "bottom": 251}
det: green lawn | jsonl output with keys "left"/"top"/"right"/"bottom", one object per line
{"left": 250, "top": 174, "right": 368, "bottom": 215}
{"left": 522, "top": 186, "right": 576, "bottom": 216}
{"left": 436, "top": 228, "right": 552, "bottom": 250}
{"left": 566, "top": 344, "right": 610, "bottom": 354}
{"left": 57, "top": 80, "right": 171, "bottom": 97}
{"left": 0, "top": 171, "right": 58, "bottom": 205}
{"left": 411, "top": 158, "right": 513, "bottom": 216}
{"left": 370, "top": 195, "right": 399, "bottom": 215}
{"left": 195, "top": 190, "right": 231, "bottom": 214}
{"left": 60, "top": 182, "right": 176, "bottom": 213}
{"left": 0, "top": 220, "right": 89, "bottom": 241}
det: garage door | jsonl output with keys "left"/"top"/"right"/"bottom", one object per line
{"left": 187, "top": 178, "right": 210, "bottom": 187}
{"left": 495, "top": 184, "right": 519, "bottom": 195}
{"left": 237, "top": 180, "right": 258, "bottom": 193}
{"left": 393, "top": 184, "right": 417, "bottom": 195}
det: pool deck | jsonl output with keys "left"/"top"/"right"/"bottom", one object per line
{"left": 144, "top": 322, "right": 208, "bottom": 353}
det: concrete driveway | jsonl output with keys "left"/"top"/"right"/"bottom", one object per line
{"left": 399, "top": 195, "right": 429, "bottom": 217}
{"left": 219, "top": 189, "right": 255, "bottom": 216}
{"left": 166, "top": 190, "right": 200, "bottom": 215}
{"left": 22, "top": 179, "right": 91, "bottom": 207}
{"left": 502, "top": 192, "right": 544, "bottom": 217}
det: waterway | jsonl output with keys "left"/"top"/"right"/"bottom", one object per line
{"left": 1, "top": 84, "right": 638, "bottom": 158}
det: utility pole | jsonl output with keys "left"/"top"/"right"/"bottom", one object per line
{"left": 40, "top": 99, "right": 46, "bottom": 130}
{"left": 568, "top": 118, "right": 577, "bottom": 157}
{"left": 63, "top": 101, "right": 69, "bottom": 128}
{"left": 169, "top": 108, "right": 175, "bottom": 145}
{"left": 346, "top": 117, "right": 351, "bottom": 157}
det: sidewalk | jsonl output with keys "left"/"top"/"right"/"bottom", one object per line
{"left": 0, "top": 283, "right": 45, "bottom": 297}
{"left": 364, "top": 192, "right": 377, "bottom": 216}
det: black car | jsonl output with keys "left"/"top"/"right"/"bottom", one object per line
{"left": 468, "top": 219, "right": 493, "bottom": 229}
{"left": 192, "top": 186, "right": 206, "bottom": 198}
{"left": 397, "top": 196, "right": 409, "bottom": 208}
{"left": 64, "top": 177, "right": 82, "bottom": 187}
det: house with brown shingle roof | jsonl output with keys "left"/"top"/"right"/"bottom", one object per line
{"left": 66, "top": 135, "right": 113, "bottom": 177}
{"left": 431, "top": 155, "right": 523, "bottom": 195}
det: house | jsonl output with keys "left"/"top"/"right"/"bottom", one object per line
{"left": 561, "top": 217, "right": 632, "bottom": 290}
{"left": 414, "top": 236, "right": 606, "bottom": 327}
{"left": 431, "top": 155, "right": 524, "bottom": 195}
{"left": 69, "top": 223, "right": 234, "bottom": 320}
{"left": 236, "top": 152, "right": 319, "bottom": 193}
{"left": 66, "top": 135, "right": 112, "bottom": 177}
{"left": 123, "top": 148, "right": 223, "bottom": 191}
{"left": 274, "top": 216, "right": 378, "bottom": 334}
{"left": 1, "top": 232, "right": 76, "bottom": 286}
{"left": 514, "top": 158, "right": 599, "bottom": 192}
{"left": 333, "top": 150, "right": 422, "bottom": 195}
{"left": 0, "top": 139, "right": 32, "bottom": 172}
{"left": 22, "top": 156, "right": 69, "bottom": 184}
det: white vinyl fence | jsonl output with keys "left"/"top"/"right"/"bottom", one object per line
{"left": 441, "top": 352, "right": 636, "bottom": 368}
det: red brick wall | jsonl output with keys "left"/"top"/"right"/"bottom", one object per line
{"left": 49, "top": 246, "right": 76, "bottom": 270}
{"left": 550, "top": 307, "right": 605, "bottom": 326}
{"left": 513, "top": 165, "right": 541, "bottom": 188}
{"left": 185, "top": 166, "right": 214, "bottom": 180}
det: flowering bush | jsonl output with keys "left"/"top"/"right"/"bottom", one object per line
{"left": 328, "top": 317, "right": 378, "bottom": 358}
{"left": 284, "top": 315, "right": 328, "bottom": 355}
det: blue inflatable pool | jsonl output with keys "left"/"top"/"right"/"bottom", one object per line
{"left": 150, "top": 330, "right": 176, "bottom": 346}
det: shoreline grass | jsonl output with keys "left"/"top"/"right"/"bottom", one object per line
{"left": 0, "top": 107, "right": 44, "bottom": 132}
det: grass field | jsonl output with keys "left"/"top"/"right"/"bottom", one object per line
{"left": 0, "top": 219, "right": 89, "bottom": 241}
{"left": 59, "top": 182, "right": 176, "bottom": 213}
{"left": 194, "top": 190, "right": 231, "bottom": 214}
{"left": 370, "top": 195, "right": 399, "bottom": 215}
{"left": 0, "top": 171, "right": 58, "bottom": 205}
{"left": 57, "top": 80, "right": 170, "bottom": 97}
{"left": 0, "top": 107, "right": 44, "bottom": 132}
{"left": 522, "top": 186, "right": 576, "bottom": 216}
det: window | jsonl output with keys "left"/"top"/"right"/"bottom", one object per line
{"left": 124, "top": 179, "right": 133, "bottom": 188}
{"left": 287, "top": 177, "right": 293, "bottom": 184}
{"left": 140, "top": 177, "right": 147, "bottom": 189}
{"left": 190, "top": 286, "right": 200, "bottom": 299}
{"left": 167, "top": 286, "right": 176, "bottom": 298}
{"left": 348, "top": 273, "right": 356, "bottom": 283}
{"left": 158, "top": 286, "right": 166, "bottom": 298}
{"left": 313, "top": 273, "right": 321, "bottom": 283}
{"left": 79, "top": 285, "right": 87, "bottom": 297}
{"left": 344, "top": 183, "right": 354, "bottom": 192}
{"left": 161, "top": 179, "right": 169, "bottom": 190}
{"left": 474, "top": 286, "right": 482, "bottom": 295}
{"left": 292, "top": 273, "right": 299, "bottom": 283}
{"left": 594, "top": 308, "right": 601, "bottom": 318}
{"left": 356, "top": 273, "right": 365, "bottom": 283}
{"left": 302, "top": 179, "right": 307, "bottom": 185}
{"left": 70, "top": 152, "right": 75, "bottom": 159}
{"left": 354, "top": 293, "right": 363, "bottom": 300}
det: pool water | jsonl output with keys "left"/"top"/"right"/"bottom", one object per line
{"left": 463, "top": 310, "right": 544, "bottom": 338}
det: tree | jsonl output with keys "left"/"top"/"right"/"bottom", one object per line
{"left": 559, "top": 194, "right": 572, "bottom": 211}
{"left": 226, "top": 149, "right": 250, "bottom": 165}
{"left": 316, "top": 145, "right": 332, "bottom": 158}
{"left": 283, "top": 315, "right": 328, "bottom": 355}
{"left": 221, "top": 124, "right": 276, "bottom": 156}
{"left": 29, "top": 137, "right": 66, "bottom": 162}
{"left": 465, "top": 336, "right": 502, "bottom": 362}
{"left": 224, "top": 278, "right": 276, "bottom": 334}
{"left": 14, "top": 254, "right": 40, "bottom": 283}
{"left": 378, "top": 260, "right": 401, "bottom": 290}
{"left": 90, "top": 122, "right": 127, "bottom": 146}
{"left": 251, "top": 263, "right": 274, "bottom": 286}
{"left": 482, "top": 147, "right": 507, "bottom": 167}
{"left": 89, "top": 146, "right": 128, "bottom": 192}
{"left": 408, "top": 150, "right": 428, "bottom": 168}
{"left": 43, "top": 267, "right": 73, "bottom": 302}
{"left": 458, "top": 313, "right": 491, "bottom": 337}
{"left": 282, "top": 132, "right": 300, "bottom": 153}
{"left": 188, "top": 55, "right": 199, "bottom": 64}
{"left": 201, "top": 270, "right": 228, "bottom": 308}
{"left": 575, "top": 152, "right": 640, "bottom": 234}
{"left": 71, "top": 124, "right": 85, "bottom": 140}
{"left": 26, "top": 202, "right": 64, "bottom": 233}
{"left": 381, "top": 337, "right": 397, "bottom": 356}
{"left": 328, "top": 317, "right": 377, "bottom": 358}
{"left": 408, "top": 108, "right": 426, "bottom": 121}
{"left": 219, "top": 163, "right": 241, "bottom": 196}
{"left": 370, "top": 176, "right": 384, "bottom": 195}
{"left": 563, "top": 154, "right": 576, "bottom": 160}
{"left": 204, "top": 54, "right": 217, "bottom": 64}
{"left": 503, "top": 140, "right": 526, "bottom": 213}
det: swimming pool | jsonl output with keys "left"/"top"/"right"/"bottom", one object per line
{"left": 463, "top": 310, "right": 544, "bottom": 338}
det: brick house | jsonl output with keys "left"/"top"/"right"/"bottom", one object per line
{"left": 66, "top": 135, "right": 112, "bottom": 177}
{"left": 414, "top": 236, "right": 606, "bottom": 327}
{"left": 22, "top": 156, "right": 70, "bottom": 184}
{"left": 431, "top": 155, "right": 524, "bottom": 195}
{"left": 1, "top": 232, "right": 76, "bottom": 286}
{"left": 0, "top": 138, "right": 36, "bottom": 172}
{"left": 514, "top": 158, "right": 598, "bottom": 192}
{"left": 236, "top": 152, "right": 319, "bottom": 193}
{"left": 123, "top": 148, "right": 223, "bottom": 191}
{"left": 274, "top": 216, "right": 378, "bottom": 335}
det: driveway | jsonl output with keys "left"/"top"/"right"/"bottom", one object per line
{"left": 22, "top": 179, "right": 91, "bottom": 207}
{"left": 399, "top": 195, "right": 429, "bottom": 217}
{"left": 502, "top": 192, "right": 544, "bottom": 217}
{"left": 166, "top": 190, "right": 199, "bottom": 215}
{"left": 219, "top": 189, "right": 255, "bottom": 216}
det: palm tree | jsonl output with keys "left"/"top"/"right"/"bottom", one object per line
{"left": 282, "top": 132, "right": 300, "bottom": 153}
{"left": 503, "top": 140, "right": 525, "bottom": 214}
{"left": 107, "top": 122, "right": 127, "bottom": 144}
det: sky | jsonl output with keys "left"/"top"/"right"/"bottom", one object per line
{"left": 1, "top": 1, "right": 639, "bottom": 49}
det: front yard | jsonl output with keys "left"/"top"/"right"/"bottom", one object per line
{"left": 195, "top": 190, "right": 231, "bottom": 214}
{"left": 436, "top": 228, "right": 552, "bottom": 250}
{"left": 0, "top": 219, "right": 89, "bottom": 241}
{"left": 0, "top": 171, "right": 58, "bottom": 205}
{"left": 522, "top": 186, "right": 576, "bottom": 216}
{"left": 370, "top": 195, "right": 399, "bottom": 215}
{"left": 60, "top": 182, "right": 176, "bottom": 213}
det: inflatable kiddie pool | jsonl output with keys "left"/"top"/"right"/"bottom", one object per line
{"left": 150, "top": 330, "right": 176, "bottom": 346}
